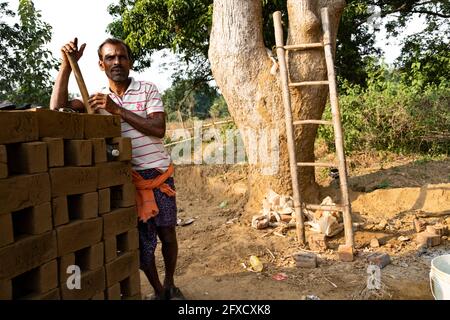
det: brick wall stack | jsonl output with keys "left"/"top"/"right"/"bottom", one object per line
{"left": 0, "top": 109, "right": 141, "bottom": 300}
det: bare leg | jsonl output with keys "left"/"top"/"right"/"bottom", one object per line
{"left": 156, "top": 226, "right": 178, "bottom": 289}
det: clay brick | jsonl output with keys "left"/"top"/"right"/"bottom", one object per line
{"left": 58, "top": 253, "right": 75, "bottom": 285}
{"left": 121, "top": 272, "right": 140, "bottom": 297}
{"left": 104, "top": 237, "right": 117, "bottom": 263}
{"left": 426, "top": 224, "right": 448, "bottom": 237}
{"left": 293, "top": 252, "right": 317, "bottom": 268}
{"left": 105, "top": 251, "right": 139, "bottom": 286}
{"left": 33, "top": 108, "right": 84, "bottom": 139}
{"left": 0, "top": 145, "right": 7, "bottom": 179}
{"left": 97, "top": 162, "right": 132, "bottom": 189}
{"left": 91, "top": 291, "right": 105, "bottom": 300}
{"left": 83, "top": 114, "right": 121, "bottom": 139}
{"left": 25, "top": 287, "right": 60, "bottom": 300}
{"left": 42, "top": 137, "right": 64, "bottom": 167}
{"left": 24, "top": 260, "right": 58, "bottom": 294}
{"left": 76, "top": 242, "right": 104, "bottom": 271}
{"left": 0, "top": 173, "right": 51, "bottom": 214}
{"left": 413, "top": 218, "right": 427, "bottom": 233}
{"left": 64, "top": 140, "right": 92, "bottom": 166}
{"left": 338, "top": 244, "right": 354, "bottom": 262}
{"left": 0, "top": 279, "right": 12, "bottom": 300}
{"left": 0, "top": 111, "right": 38, "bottom": 144}
{"left": 12, "top": 202, "right": 52, "bottom": 235}
{"left": 106, "top": 283, "right": 122, "bottom": 300}
{"left": 49, "top": 167, "right": 98, "bottom": 197}
{"left": 98, "top": 188, "right": 111, "bottom": 214}
{"left": 7, "top": 142, "right": 48, "bottom": 174}
{"left": 0, "top": 213, "right": 13, "bottom": 248}
{"left": 111, "top": 183, "right": 136, "bottom": 208}
{"left": 60, "top": 267, "right": 105, "bottom": 300}
{"left": 52, "top": 196, "right": 69, "bottom": 227}
{"left": 68, "top": 192, "right": 99, "bottom": 220}
{"left": 367, "top": 252, "right": 391, "bottom": 269}
{"left": 117, "top": 229, "right": 139, "bottom": 253}
{"left": 416, "top": 232, "right": 441, "bottom": 248}
{"left": 103, "top": 207, "right": 137, "bottom": 238}
{"left": 91, "top": 138, "right": 107, "bottom": 164}
{"left": 56, "top": 218, "right": 103, "bottom": 256}
{"left": 110, "top": 137, "right": 132, "bottom": 162}
{"left": 0, "top": 231, "right": 57, "bottom": 279}
{"left": 308, "top": 233, "right": 328, "bottom": 252}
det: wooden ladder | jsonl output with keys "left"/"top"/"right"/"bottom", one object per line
{"left": 273, "top": 7, "right": 354, "bottom": 248}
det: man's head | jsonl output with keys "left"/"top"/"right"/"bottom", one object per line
{"left": 98, "top": 38, "right": 133, "bottom": 82}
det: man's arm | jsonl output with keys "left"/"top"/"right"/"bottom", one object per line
{"left": 49, "top": 38, "right": 86, "bottom": 111}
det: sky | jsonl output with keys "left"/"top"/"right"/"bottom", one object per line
{"left": 6, "top": 0, "right": 426, "bottom": 96}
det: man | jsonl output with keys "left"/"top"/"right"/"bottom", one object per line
{"left": 50, "top": 38, "right": 184, "bottom": 300}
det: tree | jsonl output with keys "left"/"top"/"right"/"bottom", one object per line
{"left": 0, "top": 0, "right": 58, "bottom": 106}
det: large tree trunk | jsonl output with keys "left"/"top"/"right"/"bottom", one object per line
{"left": 209, "top": 0, "right": 345, "bottom": 212}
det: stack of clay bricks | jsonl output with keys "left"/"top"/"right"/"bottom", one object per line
{"left": 0, "top": 109, "right": 141, "bottom": 300}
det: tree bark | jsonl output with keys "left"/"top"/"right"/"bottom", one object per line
{"left": 209, "top": 0, "right": 346, "bottom": 212}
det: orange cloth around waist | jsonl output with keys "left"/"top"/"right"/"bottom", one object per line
{"left": 132, "top": 163, "right": 176, "bottom": 223}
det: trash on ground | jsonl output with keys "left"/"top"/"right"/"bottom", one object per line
{"left": 272, "top": 273, "right": 288, "bottom": 281}
{"left": 248, "top": 255, "right": 264, "bottom": 272}
{"left": 177, "top": 217, "right": 195, "bottom": 226}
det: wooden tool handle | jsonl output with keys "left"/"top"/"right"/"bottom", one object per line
{"left": 65, "top": 53, "right": 93, "bottom": 114}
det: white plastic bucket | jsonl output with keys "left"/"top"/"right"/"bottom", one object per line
{"left": 430, "top": 254, "right": 450, "bottom": 300}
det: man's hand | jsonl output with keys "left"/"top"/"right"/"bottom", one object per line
{"left": 61, "top": 37, "right": 86, "bottom": 69}
{"left": 88, "top": 93, "right": 122, "bottom": 115}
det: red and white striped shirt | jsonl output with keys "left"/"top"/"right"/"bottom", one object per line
{"left": 96, "top": 78, "right": 171, "bottom": 171}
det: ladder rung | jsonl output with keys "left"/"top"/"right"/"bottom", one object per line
{"left": 289, "top": 81, "right": 329, "bottom": 87}
{"left": 297, "top": 162, "right": 336, "bottom": 168}
{"left": 304, "top": 204, "right": 344, "bottom": 212}
{"left": 293, "top": 120, "right": 333, "bottom": 126}
{"left": 282, "top": 43, "right": 323, "bottom": 51}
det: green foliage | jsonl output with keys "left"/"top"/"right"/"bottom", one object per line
{"left": 319, "top": 62, "right": 450, "bottom": 154}
{"left": 0, "top": 0, "right": 58, "bottom": 106}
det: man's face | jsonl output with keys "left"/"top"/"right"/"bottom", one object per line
{"left": 99, "top": 43, "right": 132, "bottom": 82}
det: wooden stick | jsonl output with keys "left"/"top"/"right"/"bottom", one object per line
{"left": 273, "top": 11, "right": 305, "bottom": 245}
{"left": 65, "top": 53, "right": 93, "bottom": 114}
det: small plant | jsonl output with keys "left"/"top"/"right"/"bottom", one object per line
{"left": 375, "top": 180, "right": 390, "bottom": 190}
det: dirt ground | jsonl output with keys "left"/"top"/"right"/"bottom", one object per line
{"left": 139, "top": 154, "right": 450, "bottom": 300}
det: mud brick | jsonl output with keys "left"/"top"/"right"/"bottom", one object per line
{"left": 117, "top": 229, "right": 139, "bottom": 253}
{"left": 105, "top": 251, "right": 139, "bottom": 286}
{"left": 111, "top": 183, "right": 136, "bottom": 208}
{"left": 0, "top": 145, "right": 7, "bottom": 179}
{"left": 0, "top": 111, "right": 38, "bottom": 144}
{"left": 367, "top": 252, "right": 391, "bottom": 269}
{"left": 0, "top": 279, "right": 12, "bottom": 300}
{"left": 19, "top": 260, "right": 58, "bottom": 295}
{"left": 7, "top": 142, "right": 48, "bottom": 174}
{"left": 103, "top": 207, "right": 137, "bottom": 238}
{"left": 426, "top": 224, "right": 448, "bottom": 237}
{"left": 338, "top": 244, "right": 354, "bottom": 262}
{"left": 121, "top": 272, "right": 140, "bottom": 297}
{"left": 104, "top": 237, "right": 117, "bottom": 263}
{"left": 60, "top": 267, "right": 105, "bottom": 300}
{"left": 13, "top": 202, "right": 52, "bottom": 235}
{"left": 91, "top": 138, "right": 107, "bottom": 163}
{"left": 416, "top": 232, "right": 441, "bottom": 248}
{"left": 91, "top": 291, "right": 105, "bottom": 300}
{"left": 56, "top": 218, "right": 103, "bottom": 256}
{"left": 308, "top": 233, "right": 328, "bottom": 252}
{"left": 33, "top": 108, "right": 84, "bottom": 139}
{"left": 42, "top": 137, "right": 64, "bottom": 167}
{"left": 64, "top": 140, "right": 92, "bottom": 166}
{"left": 110, "top": 137, "right": 132, "bottom": 162}
{"left": 0, "top": 213, "right": 13, "bottom": 248}
{"left": 58, "top": 253, "right": 75, "bottom": 285}
{"left": 293, "top": 252, "right": 317, "bottom": 268}
{"left": 0, "top": 231, "right": 57, "bottom": 279}
{"left": 68, "top": 192, "right": 99, "bottom": 220}
{"left": 52, "top": 196, "right": 69, "bottom": 227}
{"left": 83, "top": 114, "right": 121, "bottom": 139}
{"left": 97, "top": 162, "right": 132, "bottom": 189}
{"left": 413, "top": 218, "right": 427, "bottom": 233}
{"left": 98, "top": 188, "right": 111, "bottom": 214}
{"left": 25, "top": 287, "right": 60, "bottom": 300}
{"left": 76, "top": 242, "right": 104, "bottom": 271}
{"left": 49, "top": 167, "right": 98, "bottom": 197}
{"left": 106, "top": 283, "right": 122, "bottom": 300}
{"left": 0, "top": 173, "right": 50, "bottom": 214}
